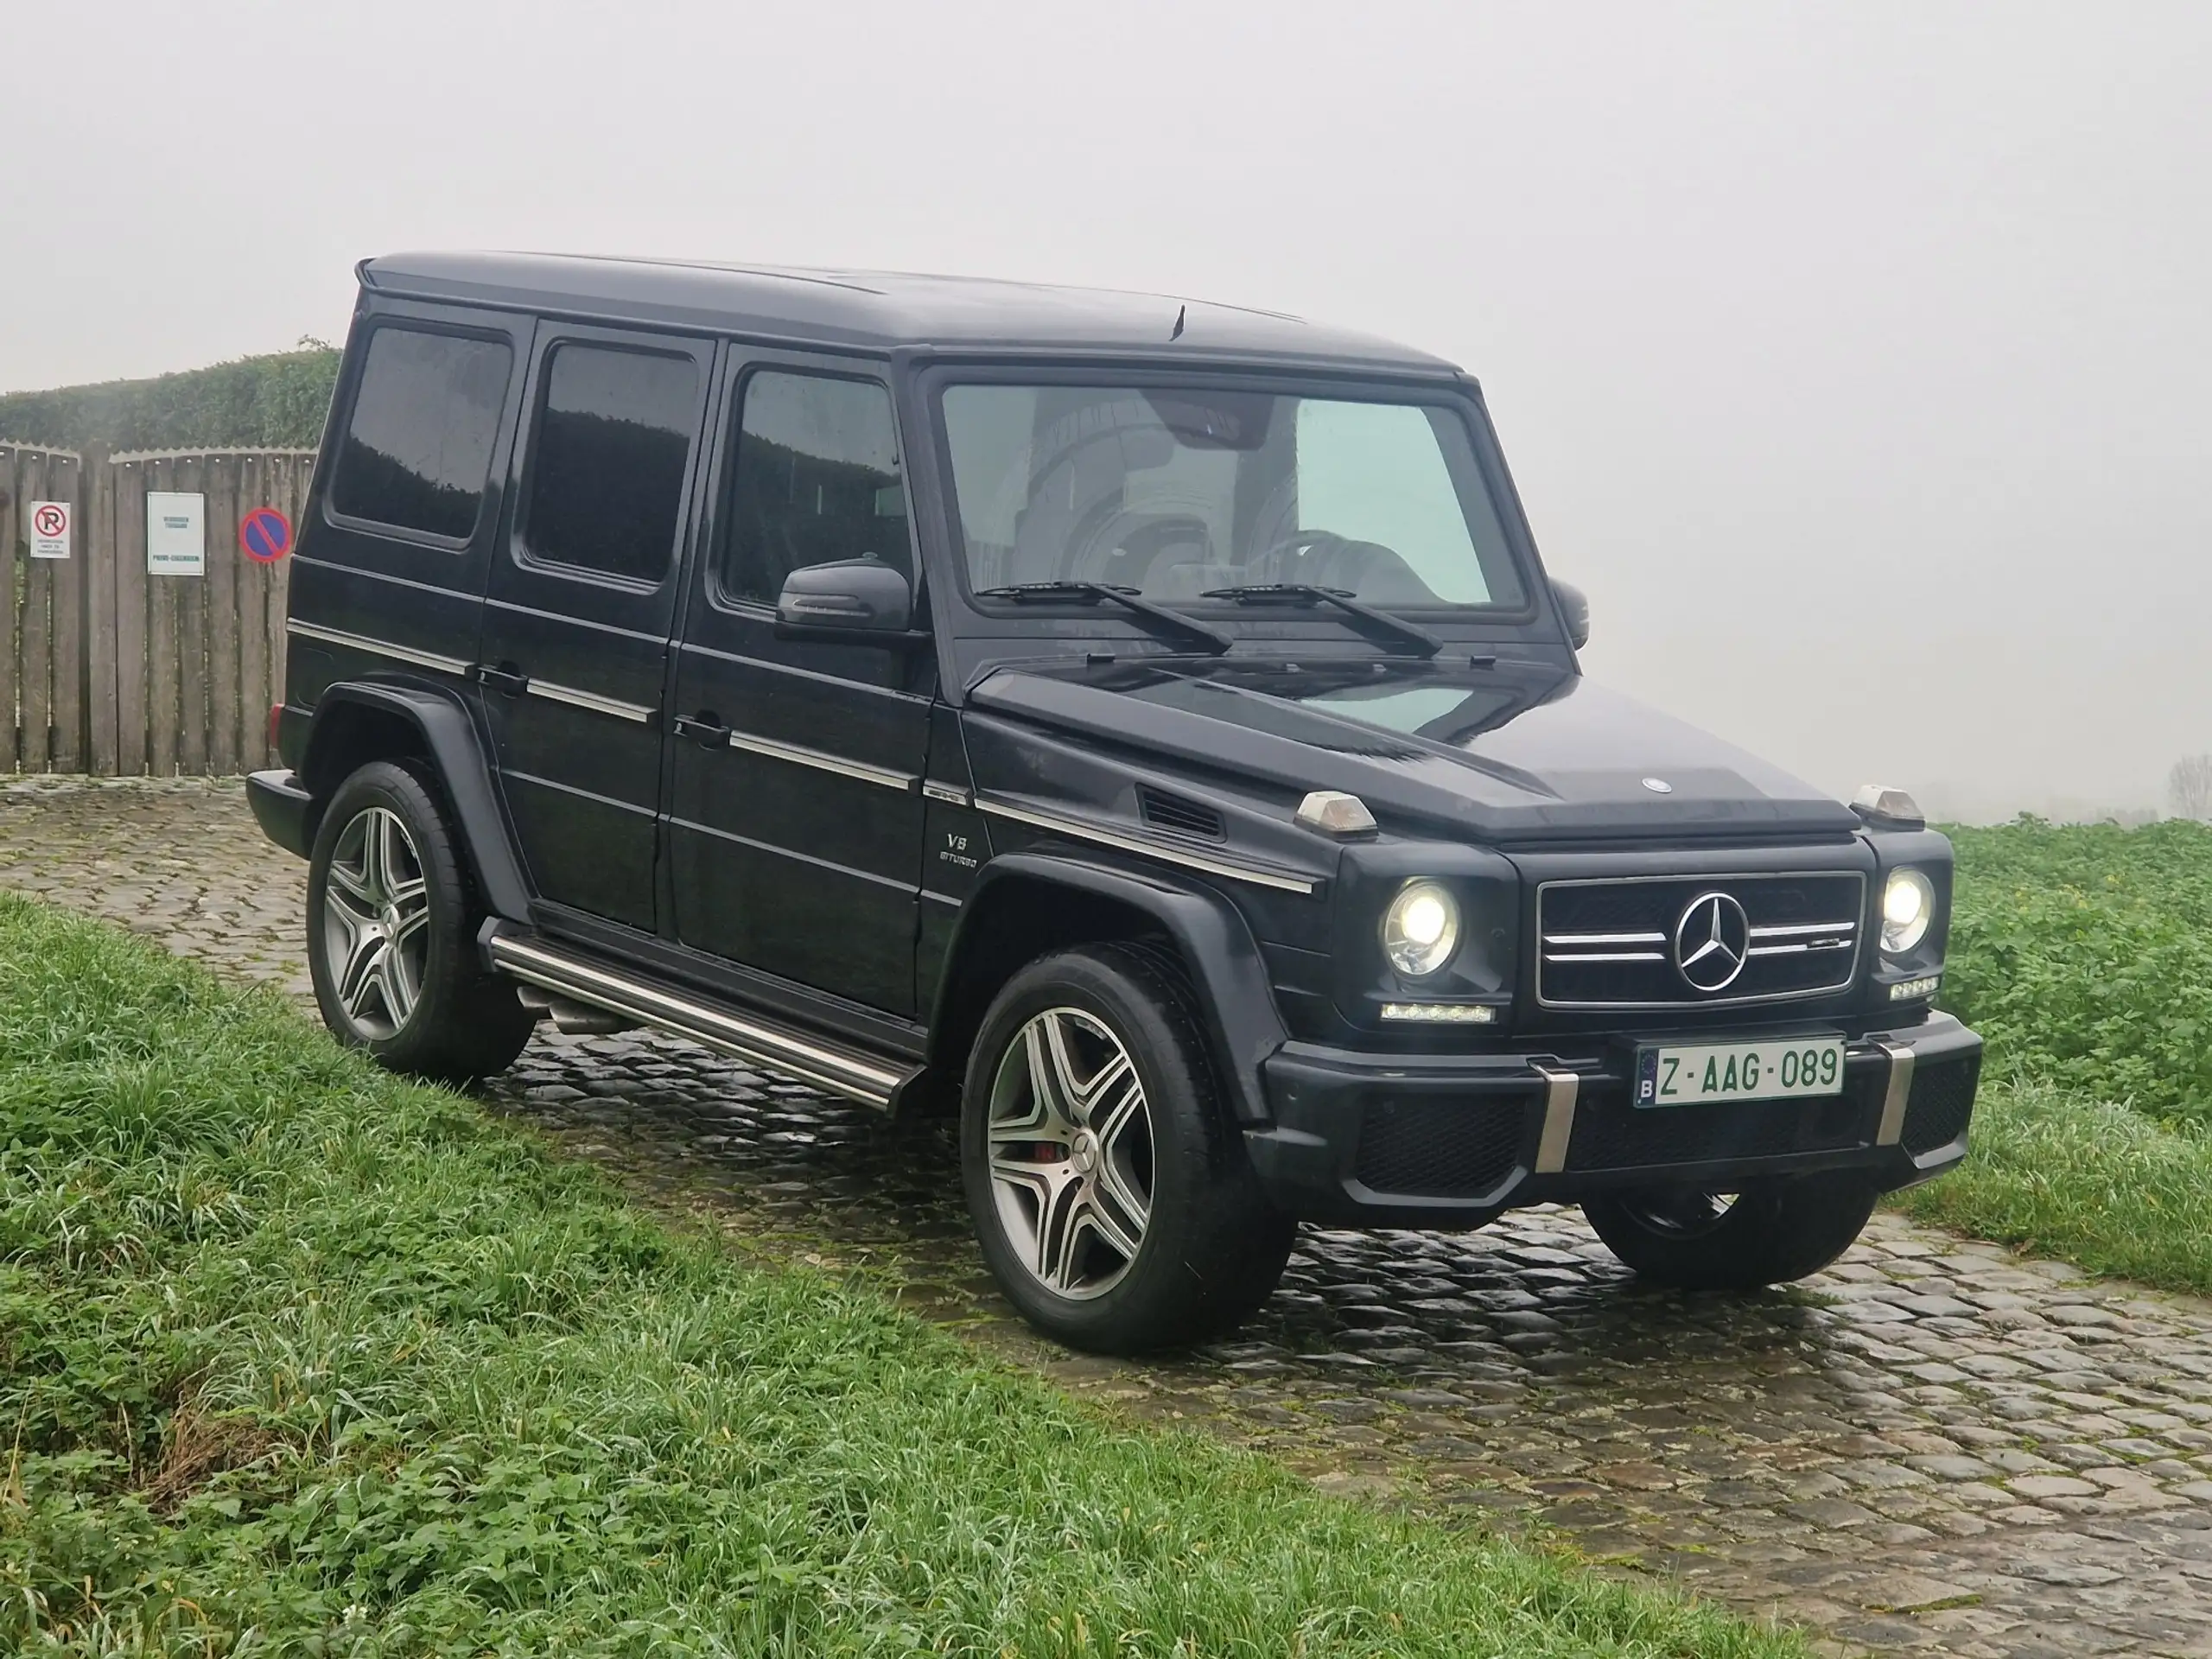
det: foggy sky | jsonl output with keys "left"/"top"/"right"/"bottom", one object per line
{"left": 4, "top": 2, "right": 2205, "bottom": 818}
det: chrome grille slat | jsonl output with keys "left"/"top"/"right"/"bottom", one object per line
{"left": 1537, "top": 871, "right": 1866, "bottom": 1010}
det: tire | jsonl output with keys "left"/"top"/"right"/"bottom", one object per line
{"left": 306, "top": 760, "right": 535, "bottom": 1084}
{"left": 1583, "top": 1174, "right": 1877, "bottom": 1290}
{"left": 960, "top": 944, "right": 1295, "bottom": 1354}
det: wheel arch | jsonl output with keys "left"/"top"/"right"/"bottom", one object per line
{"left": 301, "top": 682, "right": 531, "bottom": 922}
{"left": 926, "top": 852, "right": 1287, "bottom": 1124}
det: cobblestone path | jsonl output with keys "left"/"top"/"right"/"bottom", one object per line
{"left": 9, "top": 777, "right": 2212, "bottom": 1656}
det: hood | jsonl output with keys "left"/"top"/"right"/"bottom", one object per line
{"left": 967, "top": 658, "right": 1861, "bottom": 843}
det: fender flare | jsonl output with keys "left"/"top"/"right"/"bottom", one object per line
{"left": 302, "top": 681, "right": 532, "bottom": 922}
{"left": 930, "top": 851, "right": 1288, "bottom": 1124}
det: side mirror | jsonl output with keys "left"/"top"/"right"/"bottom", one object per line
{"left": 777, "top": 557, "right": 912, "bottom": 633}
{"left": 1551, "top": 578, "right": 1590, "bottom": 651}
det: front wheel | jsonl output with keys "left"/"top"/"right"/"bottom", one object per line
{"left": 960, "top": 944, "right": 1295, "bottom": 1354}
{"left": 1583, "top": 1174, "right": 1877, "bottom": 1290}
{"left": 306, "top": 760, "right": 534, "bottom": 1084}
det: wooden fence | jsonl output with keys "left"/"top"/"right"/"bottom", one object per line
{"left": 3, "top": 442, "right": 311, "bottom": 775}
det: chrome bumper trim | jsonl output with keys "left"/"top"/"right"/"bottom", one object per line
{"left": 1874, "top": 1040, "right": 1916, "bottom": 1146}
{"left": 1533, "top": 1065, "right": 1581, "bottom": 1174}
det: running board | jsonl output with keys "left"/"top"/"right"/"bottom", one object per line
{"left": 486, "top": 932, "right": 916, "bottom": 1110}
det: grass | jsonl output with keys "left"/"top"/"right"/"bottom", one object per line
{"left": 1892, "top": 1076, "right": 2212, "bottom": 1295}
{"left": 1880, "top": 817, "right": 2212, "bottom": 1298}
{"left": 0, "top": 893, "right": 1799, "bottom": 1657}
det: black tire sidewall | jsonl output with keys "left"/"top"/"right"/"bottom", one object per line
{"left": 960, "top": 944, "right": 1287, "bottom": 1353}
{"left": 1584, "top": 1174, "right": 1876, "bottom": 1290}
{"left": 306, "top": 760, "right": 486, "bottom": 1073}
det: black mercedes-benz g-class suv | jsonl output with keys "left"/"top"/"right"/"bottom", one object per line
{"left": 250, "top": 252, "right": 1980, "bottom": 1353}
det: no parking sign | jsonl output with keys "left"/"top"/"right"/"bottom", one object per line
{"left": 28, "top": 499, "right": 70, "bottom": 559}
{"left": 239, "top": 505, "right": 292, "bottom": 563}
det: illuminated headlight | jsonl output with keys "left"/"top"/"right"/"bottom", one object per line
{"left": 1380, "top": 1002, "right": 1497, "bottom": 1024}
{"left": 1382, "top": 880, "right": 1460, "bottom": 978}
{"left": 1881, "top": 868, "right": 1936, "bottom": 955}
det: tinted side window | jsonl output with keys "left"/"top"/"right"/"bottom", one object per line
{"left": 520, "top": 345, "right": 698, "bottom": 584}
{"left": 329, "top": 327, "right": 512, "bottom": 541}
{"left": 724, "top": 372, "right": 908, "bottom": 606}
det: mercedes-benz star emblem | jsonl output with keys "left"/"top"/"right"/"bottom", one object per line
{"left": 1673, "top": 891, "right": 1751, "bottom": 992}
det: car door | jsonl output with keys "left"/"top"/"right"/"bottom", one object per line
{"left": 665, "top": 353, "right": 933, "bottom": 1014}
{"left": 478, "top": 323, "right": 715, "bottom": 933}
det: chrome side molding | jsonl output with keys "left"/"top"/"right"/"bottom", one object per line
{"left": 286, "top": 619, "right": 472, "bottom": 677}
{"left": 974, "top": 795, "right": 1318, "bottom": 894}
{"left": 486, "top": 933, "right": 914, "bottom": 1110}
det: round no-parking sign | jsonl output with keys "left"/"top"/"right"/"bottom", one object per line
{"left": 28, "top": 499, "right": 70, "bottom": 558}
{"left": 239, "top": 505, "right": 292, "bottom": 563}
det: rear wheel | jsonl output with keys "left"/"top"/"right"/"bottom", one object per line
{"left": 307, "top": 760, "right": 534, "bottom": 1084}
{"left": 1583, "top": 1173, "right": 1876, "bottom": 1290}
{"left": 961, "top": 944, "right": 1294, "bottom": 1354}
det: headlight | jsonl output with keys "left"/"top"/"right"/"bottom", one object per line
{"left": 1382, "top": 880, "right": 1460, "bottom": 978}
{"left": 1881, "top": 868, "right": 1935, "bottom": 955}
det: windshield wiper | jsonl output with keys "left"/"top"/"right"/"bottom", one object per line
{"left": 976, "top": 582, "right": 1233, "bottom": 655}
{"left": 1198, "top": 583, "right": 1442, "bottom": 658}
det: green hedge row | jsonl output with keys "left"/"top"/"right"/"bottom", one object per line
{"left": 0, "top": 343, "right": 340, "bottom": 454}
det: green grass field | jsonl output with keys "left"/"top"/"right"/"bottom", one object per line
{"left": 1889, "top": 817, "right": 2212, "bottom": 1295}
{"left": 0, "top": 895, "right": 1796, "bottom": 1657}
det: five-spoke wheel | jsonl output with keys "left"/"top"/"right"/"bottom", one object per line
{"left": 961, "top": 944, "right": 1295, "bottom": 1354}
{"left": 306, "top": 760, "right": 535, "bottom": 1083}
{"left": 318, "top": 805, "right": 429, "bottom": 1039}
{"left": 984, "top": 1007, "right": 1155, "bottom": 1300}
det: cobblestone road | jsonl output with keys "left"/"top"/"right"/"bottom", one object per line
{"left": 9, "top": 778, "right": 2212, "bottom": 1656}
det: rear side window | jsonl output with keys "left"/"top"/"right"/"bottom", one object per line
{"left": 518, "top": 345, "right": 699, "bottom": 584}
{"left": 329, "top": 327, "right": 512, "bottom": 541}
{"left": 723, "top": 371, "right": 908, "bottom": 606}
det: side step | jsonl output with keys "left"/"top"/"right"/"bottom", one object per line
{"left": 485, "top": 932, "right": 917, "bottom": 1111}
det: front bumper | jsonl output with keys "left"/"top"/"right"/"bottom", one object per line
{"left": 1243, "top": 1012, "right": 1982, "bottom": 1228}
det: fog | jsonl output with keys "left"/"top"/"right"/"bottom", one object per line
{"left": 3, "top": 2, "right": 2205, "bottom": 819}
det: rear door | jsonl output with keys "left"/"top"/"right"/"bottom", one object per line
{"left": 665, "top": 354, "right": 933, "bottom": 1014}
{"left": 478, "top": 324, "right": 715, "bottom": 933}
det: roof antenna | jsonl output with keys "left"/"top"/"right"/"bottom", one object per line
{"left": 1170, "top": 303, "right": 1185, "bottom": 341}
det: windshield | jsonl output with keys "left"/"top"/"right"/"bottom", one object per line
{"left": 939, "top": 383, "right": 1526, "bottom": 612}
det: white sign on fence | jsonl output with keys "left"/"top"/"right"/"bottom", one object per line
{"left": 27, "top": 499, "right": 71, "bottom": 559}
{"left": 146, "top": 491, "right": 206, "bottom": 576}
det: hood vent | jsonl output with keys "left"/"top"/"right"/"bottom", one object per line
{"left": 1139, "top": 786, "right": 1226, "bottom": 842}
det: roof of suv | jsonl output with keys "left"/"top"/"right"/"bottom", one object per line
{"left": 358, "top": 251, "right": 1460, "bottom": 374}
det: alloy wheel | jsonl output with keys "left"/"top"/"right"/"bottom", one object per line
{"left": 320, "top": 805, "right": 430, "bottom": 1039}
{"left": 985, "top": 1007, "right": 1155, "bottom": 1300}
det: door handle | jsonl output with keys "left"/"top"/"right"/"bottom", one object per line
{"left": 468, "top": 662, "right": 530, "bottom": 698}
{"left": 674, "top": 712, "right": 732, "bottom": 747}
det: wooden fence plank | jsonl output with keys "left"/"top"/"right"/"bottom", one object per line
{"left": 236, "top": 454, "right": 270, "bottom": 768}
{"left": 206, "top": 456, "right": 241, "bottom": 773}
{"left": 114, "top": 461, "right": 149, "bottom": 775}
{"left": 20, "top": 452, "right": 53, "bottom": 771}
{"left": 49, "top": 454, "right": 83, "bottom": 771}
{"left": 146, "top": 460, "right": 180, "bottom": 777}
{"left": 175, "top": 457, "right": 208, "bottom": 775}
{"left": 1, "top": 449, "right": 18, "bottom": 772}
{"left": 83, "top": 446, "right": 117, "bottom": 773}
{"left": 268, "top": 457, "right": 296, "bottom": 765}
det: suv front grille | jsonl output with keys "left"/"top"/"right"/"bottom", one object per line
{"left": 1539, "top": 873, "right": 1865, "bottom": 1009}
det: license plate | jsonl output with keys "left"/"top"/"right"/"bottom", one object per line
{"left": 1635, "top": 1038, "right": 1844, "bottom": 1108}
